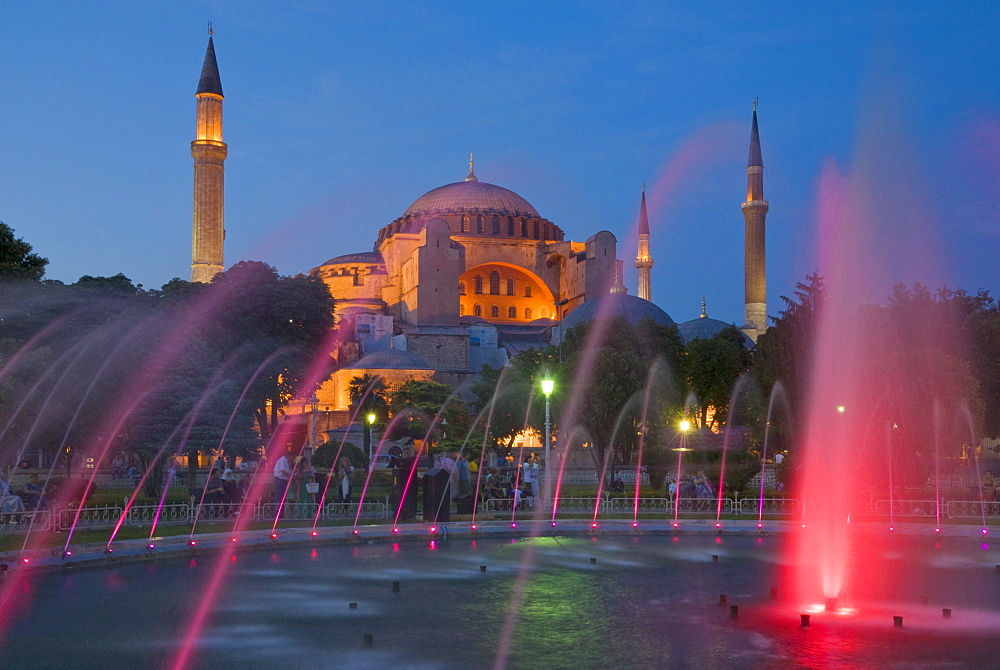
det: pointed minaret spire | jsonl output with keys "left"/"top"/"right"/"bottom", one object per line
{"left": 191, "top": 32, "right": 227, "bottom": 283}
{"left": 741, "top": 101, "right": 768, "bottom": 340}
{"left": 700, "top": 294, "right": 708, "bottom": 318}
{"left": 196, "top": 32, "right": 224, "bottom": 97}
{"left": 634, "top": 183, "right": 653, "bottom": 301}
{"left": 465, "top": 153, "right": 478, "bottom": 182}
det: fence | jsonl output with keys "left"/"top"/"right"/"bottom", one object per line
{"left": 1, "top": 499, "right": 390, "bottom": 534}
{"left": 5, "top": 496, "right": 1000, "bottom": 535}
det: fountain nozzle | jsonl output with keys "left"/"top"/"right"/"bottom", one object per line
{"left": 825, "top": 597, "right": 838, "bottom": 611}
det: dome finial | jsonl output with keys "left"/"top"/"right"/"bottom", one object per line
{"left": 208, "top": 21, "right": 213, "bottom": 36}
{"left": 465, "top": 153, "right": 478, "bottom": 182}
{"left": 700, "top": 294, "right": 707, "bottom": 318}
{"left": 753, "top": 96, "right": 757, "bottom": 112}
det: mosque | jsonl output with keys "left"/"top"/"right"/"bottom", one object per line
{"left": 189, "top": 36, "right": 769, "bottom": 428}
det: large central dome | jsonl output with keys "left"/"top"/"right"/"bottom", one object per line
{"left": 404, "top": 180, "right": 540, "bottom": 218}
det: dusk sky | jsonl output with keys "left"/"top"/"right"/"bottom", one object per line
{"left": 2, "top": 2, "right": 997, "bottom": 325}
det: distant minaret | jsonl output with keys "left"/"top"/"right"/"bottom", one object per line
{"left": 190, "top": 30, "right": 227, "bottom": 283}
{"left": 634, "top": 183, "right": 653, "bottom": 301}
{"left": 742, "top": 100, "right": 768, "bottom": 340}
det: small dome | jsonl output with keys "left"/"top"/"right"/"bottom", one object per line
{"left": 678, "top": 316, "right": 755, "bottom": 348}
{"left": 560, "top": 293, "right": 676, "bottom": 332}
{"left": 318, "top": 251, "right": 384, "bottom": 267}
{"left": 347, "top": 348, "right": 432, "bottom": 371}
{"left": 404, "top": 180, "right": 539, "bottom": 218}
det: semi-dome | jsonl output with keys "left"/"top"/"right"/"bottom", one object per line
{"left": 404, "top": 180, "right": 540, "bottom": 218}
{"left": 317, "top": 251, "right": 384, "bottom": 267}
{"left": 346, "top": 348, "right": 432, "bottom": 371}
{"left": 559, "top": 293, "right": 676, "bottom": 334}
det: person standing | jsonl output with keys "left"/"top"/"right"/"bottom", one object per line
{"left": 455, "top": 452, "right": 470, "bottom": 496}
{"left": 439, "top": 451, "right": 456, "bottom": 499}
{"left": 273, "top": 452, "right": 292, "bottom": 502}
{"left": 336, "top": 456, "right": 357, "bottom": 505}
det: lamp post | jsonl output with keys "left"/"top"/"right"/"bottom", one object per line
{"left": 308, "top": 394, "right": 319, "bottom": 456}
{"left": 541, "top": 373, "right": 555, "bottom": 503}
{"left": 366, "top": 412, "right": 377, "bottom": 462}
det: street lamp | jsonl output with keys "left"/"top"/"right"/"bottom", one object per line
{"left": 308, "top": 394, "right": 319, "bottom": 455}
{"left": 366, "top": 412, "right": 377, "bottom": 461}
{"left": 541, "top": 372, "right": 555, "bottom": 502}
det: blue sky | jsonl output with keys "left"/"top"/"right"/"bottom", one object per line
{"left": 2, "top": 1, "right": 997, "bottom": 325}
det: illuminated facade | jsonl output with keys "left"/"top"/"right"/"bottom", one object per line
{"left": 308, "top": 162, "right": 620, "bottom": 407}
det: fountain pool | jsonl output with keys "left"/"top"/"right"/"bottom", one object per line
{"left": 2, "top": 524, "right": 999, "bottom": 669}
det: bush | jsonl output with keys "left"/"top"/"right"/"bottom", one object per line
{"left": 313, "top": 441, "right": 366, "bottom": 469}
{"left": 45, "top": 476, "right": 98, "bottom": 506}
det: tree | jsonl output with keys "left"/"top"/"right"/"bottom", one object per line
{"left": 348, "top": 373, "right": 389, "bottom": 459}
{"left": 204, "top": 261, "right": 336, "bottom": 438}
{"left": 0, "top": 222, "right": 47, "bottom": 280}
{"left": 685, "top": 326, "right": 751, "bottom": 430}
{"left": 387, "top": 379, "right": 470, "bottom": 452}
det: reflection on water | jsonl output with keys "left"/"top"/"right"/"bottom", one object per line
{"left": 2, "top": 534, "right": 999, "bottom": 669}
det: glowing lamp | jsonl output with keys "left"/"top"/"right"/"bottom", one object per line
{"left": 540, "top": 377, "right": 554, "bottom": 397}
{"left": 311, "top": 531, "right": 318, "bottom": 537}
{"left": 935, "top": 528, "right": 941, "bottom": 533}
{"left": 430, "top": 526, "right": 437, "bottom": 533}
{"left": 22, "top": 558, "right": 29, "bottom": 564}
{"left": 836, "top": 405, "right": 846, "bottom": 414}
{"left": 148, "top": 544, "right": 155, "bottom": 550}
{"left": 672, "top": 522, "right": 679, "bottom": 528}
{"left": 591, "top": 522, "right": 598, "bottom": 529}
{"left": 392, "top": 527, "right": 400, "bottom": 534}
{"left": 511, "top": 522, "right": 518, "bottom": 528}
{"left": 550, "top": 521, "right": 557, "bottom": 527}
{"left": 270, "top": 533, "right": 278, "bottom": 539}
{"left": 230, "top": 537, "right": 237, "bottom": 543}
{"left": 367, "top": 412, "right": 376, "bottom": 425}
{"left": 679, "top": 419, "right": 692, "bottom": 432}
{"left": 471, "top": 524, "right": 477, "bottom": 531}
{"left": 715, "top": 523, "right": 721, "bottom": 528}
{"left": 983, "top": 528, "right": 989, "bottom": 535}
{"left": 352, "top": 529, "right": 360, "bottom": 536}
{"left": 632, "top": 522, "right": 639, "bottom": 528}
{"left": 64, "top": 551, "right": 72, "bottom": 557}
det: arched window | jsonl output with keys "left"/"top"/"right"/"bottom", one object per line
{"left": 521, "top": 219, "right": 528, "bottom": 237}
{"left": 489, "top": 271, "right": 500, "bottom": 295}
{"left": 533, "top": 221, "right": 539, "bottom": 239}
{"left": 462, "top": 216, "right": 470, "bottom": 233}
{"left": 506, "top": 278, "right": 515, "bottom": 295}
{"left": 507, "top": 217, "right": 514, "bottom": 235}
{"left": 524, "top": 307, "right": 532, "bottom": 320}
{"left": 476, "top": 215, "right": 484, "bottom": 233}
{"left": 458, "top": 281, "right": 466, "bottom": 295}
{"left": 474, "top": 304, "right": 482, "bottom": 317}
{"left": 459, "top": 303, "right": 466, "bottom": 316}
{"left": 524, "top": 286, "right": 532, "bottom": 297}
{"left": 507, "top": 306, "right": 516, "bottom": 318}
{"left": 491, "top": 305, "right": 499, "bottom": 318}
{"left": 540, "top": 307, "right": 548, "bottom": 318}
{"left": 474, "top": 275, "right": 483, "bottom": 294}
{"left": 492, "top": 216, "right": 500, "bottom": 234}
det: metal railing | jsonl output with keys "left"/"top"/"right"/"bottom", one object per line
{"left": 3, "top": 497, "right": 999, "bottom": 535}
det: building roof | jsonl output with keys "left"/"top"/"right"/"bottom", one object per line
{"left": 403, "top": 180, "right": 540, "bottom": 218}
{"left": 196, "top": 36, "right": 223, "bottom": 96}
{"left": 346, "top": 348, "right": 432, "bottom": 371}
{"left": 559, "top": 293, "right": 676, "bottom": 333}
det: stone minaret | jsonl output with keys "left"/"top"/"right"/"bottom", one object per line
{"left": 634, "top": 183, "right": 653, "bottom": 301}
{"left": 742, "top": 101, "right": 768, "bottom": 340}
{"left": 190, "top": 32, "right": 227, "bottom": 283}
